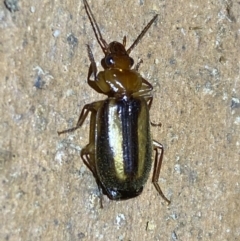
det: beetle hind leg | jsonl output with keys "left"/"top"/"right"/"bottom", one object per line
{"left": 81, "top": 144, "right": 95, "bottom": 174}
{"left": 81, "top": 144, "right": 104, "bottom": 208}
{"left": 152, "top": 140, "right": 171, "bottom": 205}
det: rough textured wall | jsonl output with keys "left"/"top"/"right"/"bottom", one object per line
{"left": 1, "top": 0, "right": 239, "bottom": 240}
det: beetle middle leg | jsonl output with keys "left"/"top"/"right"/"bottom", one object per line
{"left": 58, "top": 101, "right": 102, "bottom": 134}
{"left": 152, "top": 140, "right": 171, "bottom": 204}
{"left": 58, "top": 104, "right": 92, "bottom": 135}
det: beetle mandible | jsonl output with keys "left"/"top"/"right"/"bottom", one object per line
{"left": 58, "top": 0, "right": 170, "bottom": 205}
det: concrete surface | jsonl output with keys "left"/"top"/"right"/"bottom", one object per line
{"left": 1, "top": 0, "right": 240, "bottom": 240}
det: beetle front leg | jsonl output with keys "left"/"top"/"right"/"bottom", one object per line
{"left": 133, "top": 77, "right": 153, "bottom": 109}
{"left": 152, "top": 140, "right": 171, "bottom": 205}
{"left": 134, "top": 58, "right": 143, "bottom": 71}
{"left": 86, "top": 45, "right": 104, "bottom": 94}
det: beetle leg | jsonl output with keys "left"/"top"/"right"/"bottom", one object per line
{"left": 81, "top": 145, "right": 104, "bottom": 208}
{"left": 81, "top": 144, "right": 96, "bottom": 175}
{"left": 59, "top": 99, "right": 105, "bottom": 207}
{"left": 86, "top": 44, "right": 97, "bottom": 79}
{"left": 141, "top": 77, "right": 153, "bottom": 92}
{"left": 133, "top": 77, "right": 153, "bottom": 109}
{"left": 130, "top": 77, "right": 153, "bottom": 94}
{"left": 152, "top": 140, "right": 171, "bottom": 204}
{"left": 134, "top": 92, "right": 153, "bottom": 110}
{"left": 136, "top": 78, "right": 161, "bottom": 124}
{"left": 80, "top": 102, "right": 105, "bottom": 207}
{"left": 86, "top": 45, "right": 105, "bottom": 94}
{"left": 58, "top": 101, "right": 102, "bottom": 135}
{"left": 58, "top": 104, "right": 91, "bottom": 135}
{"left": 145, "top": 96, "right": 153, "bottom": 110}
{"left": 80, "top": 103, "right": 99, "bottom": 175}
{"left": 139, "top": 78, "right": 162, "bottom": 125}
{"left": 134, "top": 58, "right": 143, "bottom": 71}
{"left": 151, "top": 121, "right": 162, "bottom": 127}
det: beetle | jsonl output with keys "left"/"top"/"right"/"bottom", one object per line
{"left": 58, "top": 0, "right": 170, "bottom": 205}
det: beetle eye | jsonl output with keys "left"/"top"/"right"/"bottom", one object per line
{"left": 105, "top": 55, "right": 115, "bottom": 66}
{"left": 129, "top": 57, "right": 134, "bottom": 67}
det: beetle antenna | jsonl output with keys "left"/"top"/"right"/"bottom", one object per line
{"left": 83, "top": 0, "right": 108, "bottom": 54}
{"left": 127, "top": 14, "right": 158, "bottom": 54}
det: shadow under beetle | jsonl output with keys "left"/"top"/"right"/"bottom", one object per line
{"left": 58, "top": 0, "right": 170, "bottom": 205}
